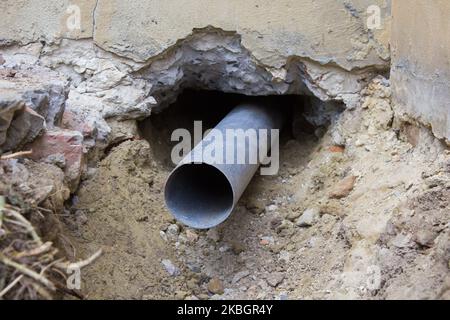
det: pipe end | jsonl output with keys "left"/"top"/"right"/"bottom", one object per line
{"left": 164, "top": 163, "right": 234, "bottom": 229}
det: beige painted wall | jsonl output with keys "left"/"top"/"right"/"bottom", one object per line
{"left": 391, "top": 0, "right": 450, "bottom": 142}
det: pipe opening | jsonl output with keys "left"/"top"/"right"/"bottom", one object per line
{"left": 164, "top": 163, "right": 234, "bottom": 229}
{"left": 140, "top": 89, "right": 345, "bottom": 228}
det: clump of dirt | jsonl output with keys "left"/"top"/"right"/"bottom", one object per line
{"left": 66, "top": 77, "right": 449, "bottom": 300}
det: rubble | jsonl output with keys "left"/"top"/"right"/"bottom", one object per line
{"left": 27, "top": 130, "right": 85, "bottom": 192}
{"left": 0, "top": 65, "right": 69, "bottom": 153}
{"left": 329, "top": 176, "right": 357, "bottom": 199}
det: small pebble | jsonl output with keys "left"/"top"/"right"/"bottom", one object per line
{"left": 161, "top": 259, "right": 180, "bottom": 276}
{"left": 207, "top": 277, "right": 224, "bottom": 295}
{"left": 232, "top": 270, "right": 250, "bottom": 284}
{"left": 167, "top": 224, "right": 180, "bottom": 237}
{"left": 296, "top": 208, "right": 320, "bottom": 227}
{"left": 185, "top": 229, "right": 199, "bottom": 242}
{"left": 159, "top": 231, "right": 168, "bottom": 242}
{"left": 230, "top": 240, "right": 245, "bottom": 255}
{"left": 206, "top": 228, "right": 220, "bottom": 242}
{"left": 266, "top": 272, "right": 285, "bottom": 287}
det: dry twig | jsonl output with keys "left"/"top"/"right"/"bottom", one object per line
{"left": 0, "top": 150, "right": 33, "bottom": 160}
{"left": 0, "top": 253, "right": 56, "bottom": 291}
{"left": 0, "top": 275, "right": 24, "bottom": 298}
{"left": 56, "top": 249, "right": 103, "bottom": 270}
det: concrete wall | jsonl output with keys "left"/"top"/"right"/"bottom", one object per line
{"left": 391, "top": 0, "right": 450, "bottom": 142}
{"left": 0, "top": 0, "right": 391, "bottom": 70}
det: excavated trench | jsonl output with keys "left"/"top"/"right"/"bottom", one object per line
{"left": 0, "top": 6, "right": 448, "bottom": 299}
{"left": 64, "top": 80, "right": 449, "bottom": 300}
{"left": 6, "top": 31, "right": 442, "bottom": 300}
{"left": 63, "top": 86, "right": 350, "bottom": 299}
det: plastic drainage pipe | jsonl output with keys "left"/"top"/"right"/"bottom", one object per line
{"left": 164, "top": 101, "right": 284, "bottom": 229}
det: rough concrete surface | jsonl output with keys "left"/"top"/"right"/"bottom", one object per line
{"left": 391, "top": 0, "right": 450, "bottom": 143}
{"left": 1, "top": 0, "right": 390, "bottom": 69}
{"left": 0, "top": 1, "right": 392, "bottom": 117}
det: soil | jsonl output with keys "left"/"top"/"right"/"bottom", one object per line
{"left": 64, "top": 79, "right": 449, "bottom": 300}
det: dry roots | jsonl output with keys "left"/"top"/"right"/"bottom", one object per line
{"left": 0, "top": 197, "right": 101, "bottom": 300}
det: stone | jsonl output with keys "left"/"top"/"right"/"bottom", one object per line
{"left": 0, "top": 65, "right": 68, "bottom": 126}
{"left": 0, "top": 103, "right": 45, "bottom": 152}
{"left": 61, "top": 96, "right": 111, "bottom": 162}
{"left": 245, "top": 198, "right": 266, "bottom": 215}
{"left": 278, "top": 250, "right": 291, "bottom": 263}
{"left": 391, "top": 233, "right": 414, "bottom": 249}
{"left": 330, "top": 176, "right": 357, "bottom": 199}
{"left": 159, "top": 230, "right": 168, "bottom": 242}
{"left": 0, "top": 65, "right": 69, "bottom": 153}
{"left": 27, "top": 129, "right": 85, "bottom": 192}
{"left": 61, "top": 109, "right": 97, "bottom": 139}
{"left": 166, "top": 224, "right": 180, "bottom": 238}
{"left": 107, "top": 119, "right": 140, "bottom": 145}
{"left": 260, "top": 236, "right": 274, "bottom": 246}
{"left": 74, "top": 210, "right": 88, "bottom": 225}
{"left": 206, "top": 228, "right": 220, "bottom": 242}
{"left": 230, "top": 240, "right": 245, "bottom": 255}
{"left": 161, "top": 259, "right": 180, "bottom": 276}
{"left": 296, "top": 208, "right": 320, "bottom": 227}
{"left": 185, "top": 229, "right": 199, "bottom": 242}
{"left": 232, "top": 270, "right": 250, "bottom": 284}
{"left": 270, "top": 216, "right": 283, "bottom": 229}
{"left": 276, "top": 219, "right": 294, "bottom": 235}
{"left": 186, "top": 262, "right": 201, "bottom": 274}
{"left": 174, "top": 290, "right": 189, "bottom": 299}
{"left": 207, "top": 277, "right": 224, "bottom": 295}
{"left": 266, "top": 272, "right": 285, "bottom": 287}
{"left": 0, "top": 160, "right": 70, "bottom": 212}
{"left": 43, "top": 153, "right": 66, "bottom": 169}
{"left": 279, "top": 292, "right": 289, "bottom": 300}
{"left": 331, "top": 128, "right": 346, "bottom": 147}
{"left": 329, "top": 145, "right": 345, "bottom": 153}
{"left": 286, "top": 207, "right": 303, "bottom": 221}
{"left": 414, "top": 230, "right": 437, "bottom": 248}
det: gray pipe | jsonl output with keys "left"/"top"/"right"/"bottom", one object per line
{"left": 164, "top": 101, "right": 283, "bottom": 229}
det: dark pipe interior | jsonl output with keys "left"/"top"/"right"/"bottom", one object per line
{"left": 165, "top": 163, "right": 234, "bottom": 229}
{"left": 138, "top": 89, "right": 296, "bottom": 168}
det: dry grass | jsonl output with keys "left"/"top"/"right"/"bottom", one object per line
{"left": 0, "top": 196, "right": 101, "bottom": 300}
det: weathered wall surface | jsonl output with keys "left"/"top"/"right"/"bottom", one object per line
{"left": 391, "top": 0, "right": 450, "bottom": 143}
{"left": 0, "top": 0, "right": 97, "bottom": 43}
{"left": 0, "top": 0, "right": 390, "bottom": 70}
{"left": 92, "top": 0, "right": 391, "bottom": 70}
{"left": 0, "top": 0, "right": 393, "bottom": 134}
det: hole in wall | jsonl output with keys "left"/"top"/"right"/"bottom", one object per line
{"left": 138, "top": 89, "right": 345, "bottom": 168}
